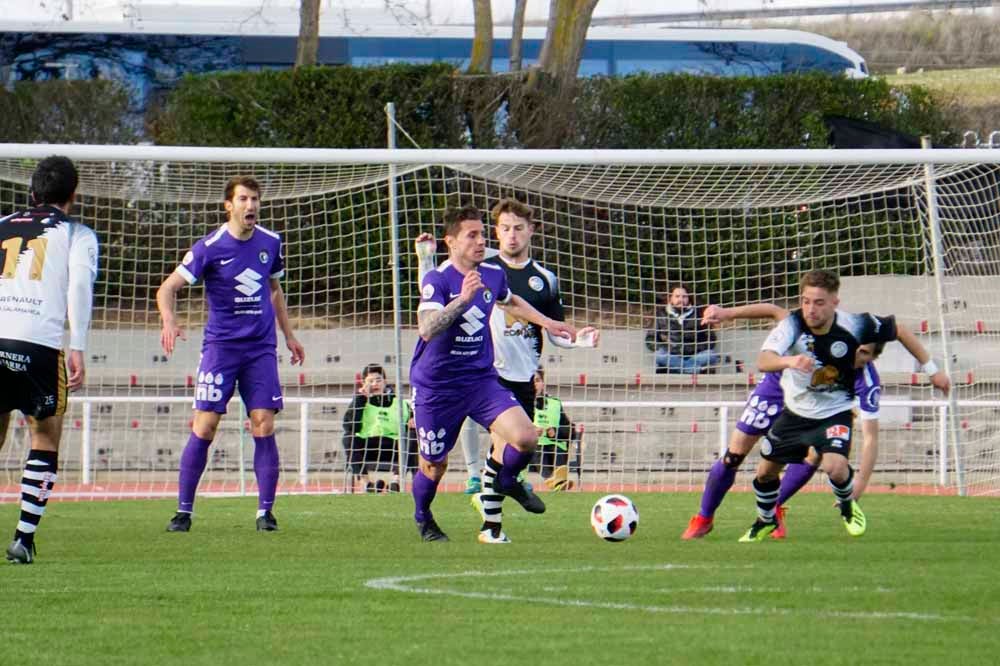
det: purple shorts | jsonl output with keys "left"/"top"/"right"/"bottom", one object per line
{"left": 411, "top": 378, "right": 521, "bottom": 463}
{"left": 193, "top": 343, "right": 283, "bottom": 414}
{"left": 735, "top": 377, "right": 784, "bottom": 437}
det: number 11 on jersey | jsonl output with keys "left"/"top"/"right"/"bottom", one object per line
{"left": 1, "top": 236, "right": 48, "bottom": 280}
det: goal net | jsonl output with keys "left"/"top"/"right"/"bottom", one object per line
{"left": 0, "top": 146, "right": 997, "bottom": 501}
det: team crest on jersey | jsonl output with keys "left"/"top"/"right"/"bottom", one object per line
{"left": 483, "top": 289, "right": 493, "bottom": 303}
{"left": 528, "top": 276, "right": 545, "bottom": 292}
{"left": 830, "top": 341, "right": 848, "bottom": 358}
{"left": 182, "top": 251, "right": 194, "bottom": 265}
{"left": 810, "top": 365, "right": 839, "bottom": 388}
{"left": 826, "top": 424, "right": 850, "bottom": 440}
{"left": 259, "top": 251, "right": 269, "bottom": 264}
{"left": 422, "top": 283, "right": 434, "bottom": 299}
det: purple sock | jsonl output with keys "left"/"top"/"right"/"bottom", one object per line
{"left": 497, "top": 444, "right": 533, "bottom": 489}
{"left": 253, "top": 434, "right": 280, "bottom": 511}
{"left": 777, "top": 463, "right": 818, "bottom": 506}
{"left": 178, "top": 433, "right": 212, "bottom": 512}
{"left": 698, "top": 460, "right": 737, "bottom": 518}
{"left": 412, "top": 470, "right": 439, "bottom": 523}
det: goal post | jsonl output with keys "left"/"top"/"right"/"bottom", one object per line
{"left": 0, "top": 144, "right": 998, "bottom": 500}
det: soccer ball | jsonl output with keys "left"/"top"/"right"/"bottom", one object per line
{"left": 590, "top": 494, "right": 639, "bottom": 542}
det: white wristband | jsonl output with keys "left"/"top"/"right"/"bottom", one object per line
{"left": 922, "top": 360, "right": 939, "bottom": 375}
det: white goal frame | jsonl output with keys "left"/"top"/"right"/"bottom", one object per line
{"left": 0, "top": 143, "right": 998, "bottom": 498}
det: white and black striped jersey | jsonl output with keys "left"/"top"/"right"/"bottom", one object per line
{"left": 0, "top": 205, "right": 99, "bottom": 351}
{"left": 762, "top": 309, "right": 896, "bottom": 419}
{"left": 484, "top": 254, "right": 565, "bottom": 383}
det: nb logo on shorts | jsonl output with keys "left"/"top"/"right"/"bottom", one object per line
{"left": 196, "top": 371, "right": 224, "bottom": 403}
{"left": 417, "top": 426, "right": 447, "bottom": 456}
{"left": 460, "top": 305, "right": 486, "bottom": 335}
{"left": 739, "top": 395, "right": 780, "bottom": 430}
{"left": 234, "top": 268, "right": 263, "bottom": 296}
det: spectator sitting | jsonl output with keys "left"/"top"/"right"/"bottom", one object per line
{"left": 649, "top": 285, "right": 721, "bottom": 374}
{"left": 341, "top": 363, "right": 412, "bottom": 493}
{"left": 529, "top": 368, "right": 575, "bottom": 492}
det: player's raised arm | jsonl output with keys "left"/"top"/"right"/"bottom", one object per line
{"left": 498, "top": 293, "right": 576, "bottom": 343}
{"left": 702, "top": 302, "right": 789, "bottom": 326}
{"left": 758, "top": 317, "right": 812, "bottom": 373}
{"left": 534, "top": 269, "right": 599, "bottom": 349}
{"left": 270, "top": 278, "right": 304, "bottom": 365}
{"left": 414, "top": 232, "right": 437, "bottom": 282}
{"left": 757, "top": 350, "right": 814, "bottom": 373}
{"left": 156, "top": 271, "right": 189, "bottom": 356}
{"left": 416, "top": 270, "right": 480, "bottom": 342}
{"left": 894, "top": 322, "right": 950, "bottom": 396}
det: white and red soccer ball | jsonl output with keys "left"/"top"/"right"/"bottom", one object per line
{"left": 590, "top": 494, "right": 639, "bottom": 542}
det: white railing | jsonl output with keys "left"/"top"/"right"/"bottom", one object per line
{"left": 67, "top": 396, "right": 992, "bottom": 492}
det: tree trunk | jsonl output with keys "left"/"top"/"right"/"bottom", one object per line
{"left": 538, "top": 0, "right": 599, "bottom": 81}
{"left": 469, "top": 0, "right": 493, "bottom": 74}
{"left": 295, "top": 0, "right": 321, "bottom": 69}
{"left": 510, "top": 0, "right": 528, "bottom": 72}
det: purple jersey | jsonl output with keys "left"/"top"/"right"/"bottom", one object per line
{"left": 855, "top": 362, "right": 881, "bottom": 420}
{"left": 410, "top": 260, "right": 511, "bottom": 390}
{"left": 175, "top": 225, "right": 284, "bottom": 346}
{"left": 737, "top": 363, "right": 881, "bottom": 436}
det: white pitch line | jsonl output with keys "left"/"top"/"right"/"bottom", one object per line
{"left": 364, "top": 565, "right": 974, "bottom": 623}
{"left": 653, "top": 586, "right": 893, "bottom": 594}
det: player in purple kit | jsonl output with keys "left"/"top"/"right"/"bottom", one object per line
{"left": 156, "top": 176, "right": 304, "bottom": 533}
{"left": 410, "top": 205, "right": 576, "bottom": 542}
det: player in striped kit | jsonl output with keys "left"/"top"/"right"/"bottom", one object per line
{"left": 683, "top": 285, "right": 944, "bottom": 541}
{"left": 0, "top": 156, "right": 99, "bottom": 564}
{"left": 740, "top": 270, "right": 949, "bottom": 541}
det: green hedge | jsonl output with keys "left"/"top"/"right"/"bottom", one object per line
{"left": 571, "top": 72, "right": 954, "bottom": 148}
{"left": 152, "top": 63, "right": 465, "bottom": 148}
{"left": 152, "top": 65, "right": 958, "bottom": 149}
{"left": 0, "top": 79, "right": 136, "bottom": 144}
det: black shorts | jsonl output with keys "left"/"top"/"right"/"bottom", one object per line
{"left": 0, "top": 339, "right": 67, "bottom": 421}
{"left": 760, "top": 409, "right": 853, "bottom": 464}
{"left": 498, "top": 377, "right": 536, "bottom": 420}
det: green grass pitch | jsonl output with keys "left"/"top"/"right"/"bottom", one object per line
{"left": 2, "top": 492, "right": 998, "bottom": 666}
